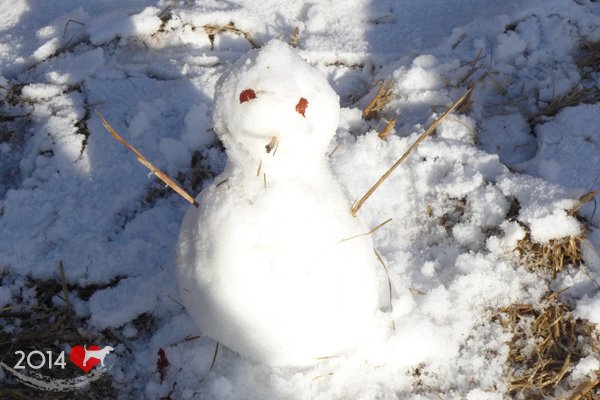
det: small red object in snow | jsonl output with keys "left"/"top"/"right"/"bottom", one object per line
{"left": 156, "top": 348, "right": 169, "bottom": 383}
{"left": 239, "top": 89, "right": 257, "bottom": 103}
{"left": 295, "top": 97, "right": 308, "bottom": 117}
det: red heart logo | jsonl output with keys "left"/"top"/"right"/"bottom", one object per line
{"left": 69, "top": 345, "right": 101, "bottom": 373}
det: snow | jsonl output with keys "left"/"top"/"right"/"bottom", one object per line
{"left": 1, "top": 0, "right": 599, "bottom": 398}
{"left": 479, "top": 114, "right": 536, "bottom": 165}
{"left": 44, "top": 48, "right": 105, "bottom": 85}
{"left": 86, "top": 7, "right": 162, "bottom": 45}
{"left": 575, "top": 293, "right": 600, "bottom": 326}
{"left": 0, "top": 286, "right": 11, "bottom": 307}
{"left": 570, "top": 355, "right": 600, "bottom": 381}
{"left": 529, "top": 209, "right": 583, "bottom": 243}
{"left": 182, "top": 103, "right": 214, "bottom": 149}
{"left": 523, "top": 104, "right": 600, "bottom": 193}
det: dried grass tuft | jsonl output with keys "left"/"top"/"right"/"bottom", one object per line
{"left": 203, "top": 22, "right": 259, "bottom": 49}
{"left": 497, "top": 293, "right": 600, "bottom": 399}
{"left": 515, "top": 231, "right": 583, "bottom": 279}
{"left": 528, "top": 86, "right": 600, "bottom": 126}
{"left": 288, "top": 27, "right": 300, "bottom": 48}
{"left": 362, "top": 80, "right": 394, "bottom": 120}
{"left": 577, "top": 39, "right": 600, "bottom": 77}
{"left": 528, "top": 38, "right": 600, "bottom": 125}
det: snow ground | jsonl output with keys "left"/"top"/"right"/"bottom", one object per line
{"left": 1, "top": 0, "right": 600, "bottom": 399}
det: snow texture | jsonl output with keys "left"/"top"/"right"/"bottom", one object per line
{"left": 1, "top": 0, "right": 600, "bottom": 399}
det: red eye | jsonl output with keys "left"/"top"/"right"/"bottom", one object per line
{"left": 239, "top": 89, "right": 257, "bottom": 103}
{"left": 295, "top": 97, "right": 308, "bottom": 117}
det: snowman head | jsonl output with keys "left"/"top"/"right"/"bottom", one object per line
{"left": 213, "top": 40, "right": 340, "bottom": 170}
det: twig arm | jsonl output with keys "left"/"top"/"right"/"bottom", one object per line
{"left": 351, "top": 88, "right": 473, "bottom": 216}
{"left": 96, "top": 110, "right": 199, "bottom": 208}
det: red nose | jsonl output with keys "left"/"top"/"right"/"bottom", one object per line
{"left": 295, "top": 97, "right": 308, "bottom": 117}
{"left": 239, "top": 89, "right": 257, "bottom": 103}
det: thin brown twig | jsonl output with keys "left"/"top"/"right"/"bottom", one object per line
{"left": 166, "top": 294, "right": 185, "bottom": 310}
{"left": 58, "top": 261, "right": 71, "bottom": 310}
{"left": 457, "top": 48, "right": 484, "bottom": 86}
{"left": 209, "top": 342, "right": 219, "bottom": 372}
{"left": 216, "top": 178, "right": 229, "bottom": 187}
{"left": 311, "top": 372, "right": 334, "bottom": 381}
{"left": 337, "top": 218, "right": 392, "bottom": 243}
{"left": 569, "top": 188, "right": 600, "bottom": 215}
{"left": 96, "top": 110, "right": 199, "bottom": 207}
{"left": 328, "top": 143, "right": 341, "bottom": 158}
{"left": 374, "top": 250, "right": 396, "bottom": 331}
{"left": 62, "top": 19, "right": 85, "bottom": 38}
{"left": 351, "top": 87, "right": 473, "bottom": 216}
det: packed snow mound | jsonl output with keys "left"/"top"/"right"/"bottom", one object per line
{"left": 523, "top": 104, "right": 600, "bottom": 193}
{"left": 177, "top": 40, "right": 380, "bottom": 366}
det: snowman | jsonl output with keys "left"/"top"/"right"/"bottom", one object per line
{"left": 177, "top": 40, "right": 381, "bottom": 366}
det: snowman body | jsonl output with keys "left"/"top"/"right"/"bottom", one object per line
{"left": 177, "top": 41, "right": 380, "bottom": 366}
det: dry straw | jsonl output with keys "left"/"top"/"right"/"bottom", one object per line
{"left": 378, "top": 117, "right": 397, "bottom": 140}
{"left": 351, "top": 87, "right": 473, "bottom": 216}
{"left": 203, "top": 23, "right": 259, "bottom": 49}
{"left": 569, "top": 188, "right": 600, "bottom": 215}
{"left": 515, "top": 233, "right": 583, "bottom": 279}
{"left": 288, "top": 27, "right": 300, "bottom": 48}
{"left": 498, "top": 292, "right": 600, "bottom": 398}
{"left": 337, "top": 218, "right": 392, "bottom": 243}
{"left": 515, "top": 189, "right": 600, "bottom": 279}
{"left": 96, "top": 111, "right": 199, "bottom": 208}
{"left": 362, "top": 80, "right": 394, "bottom": 120}
{"left": 374, "top": 250, "right": 396, "bottom": 331}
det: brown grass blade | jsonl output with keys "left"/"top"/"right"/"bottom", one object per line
{"left": 351, "top": 87, "right": 473, "bottom": 216}
{"left": 209, "top": 342, "right": 219, "bottom": 372}
{"left": 569, "top": 188, "right": 600, "bottom": 215}
{"left": 95, "top": 110, "right": 199, "bottom": 207}
{"left": 374, "top": 249, "right": 396, "bottom": 331}
{"left": 337, "top": 218, "right": 392, "bottom": 243}
{"left": 58, "top": 261, "right": 71, "bottom": 311}
{"left": 378, "top": 117, "right": 397, "bottom": 140}
{"left": 289, "top": 27, "right": 300, "bottom": 48}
